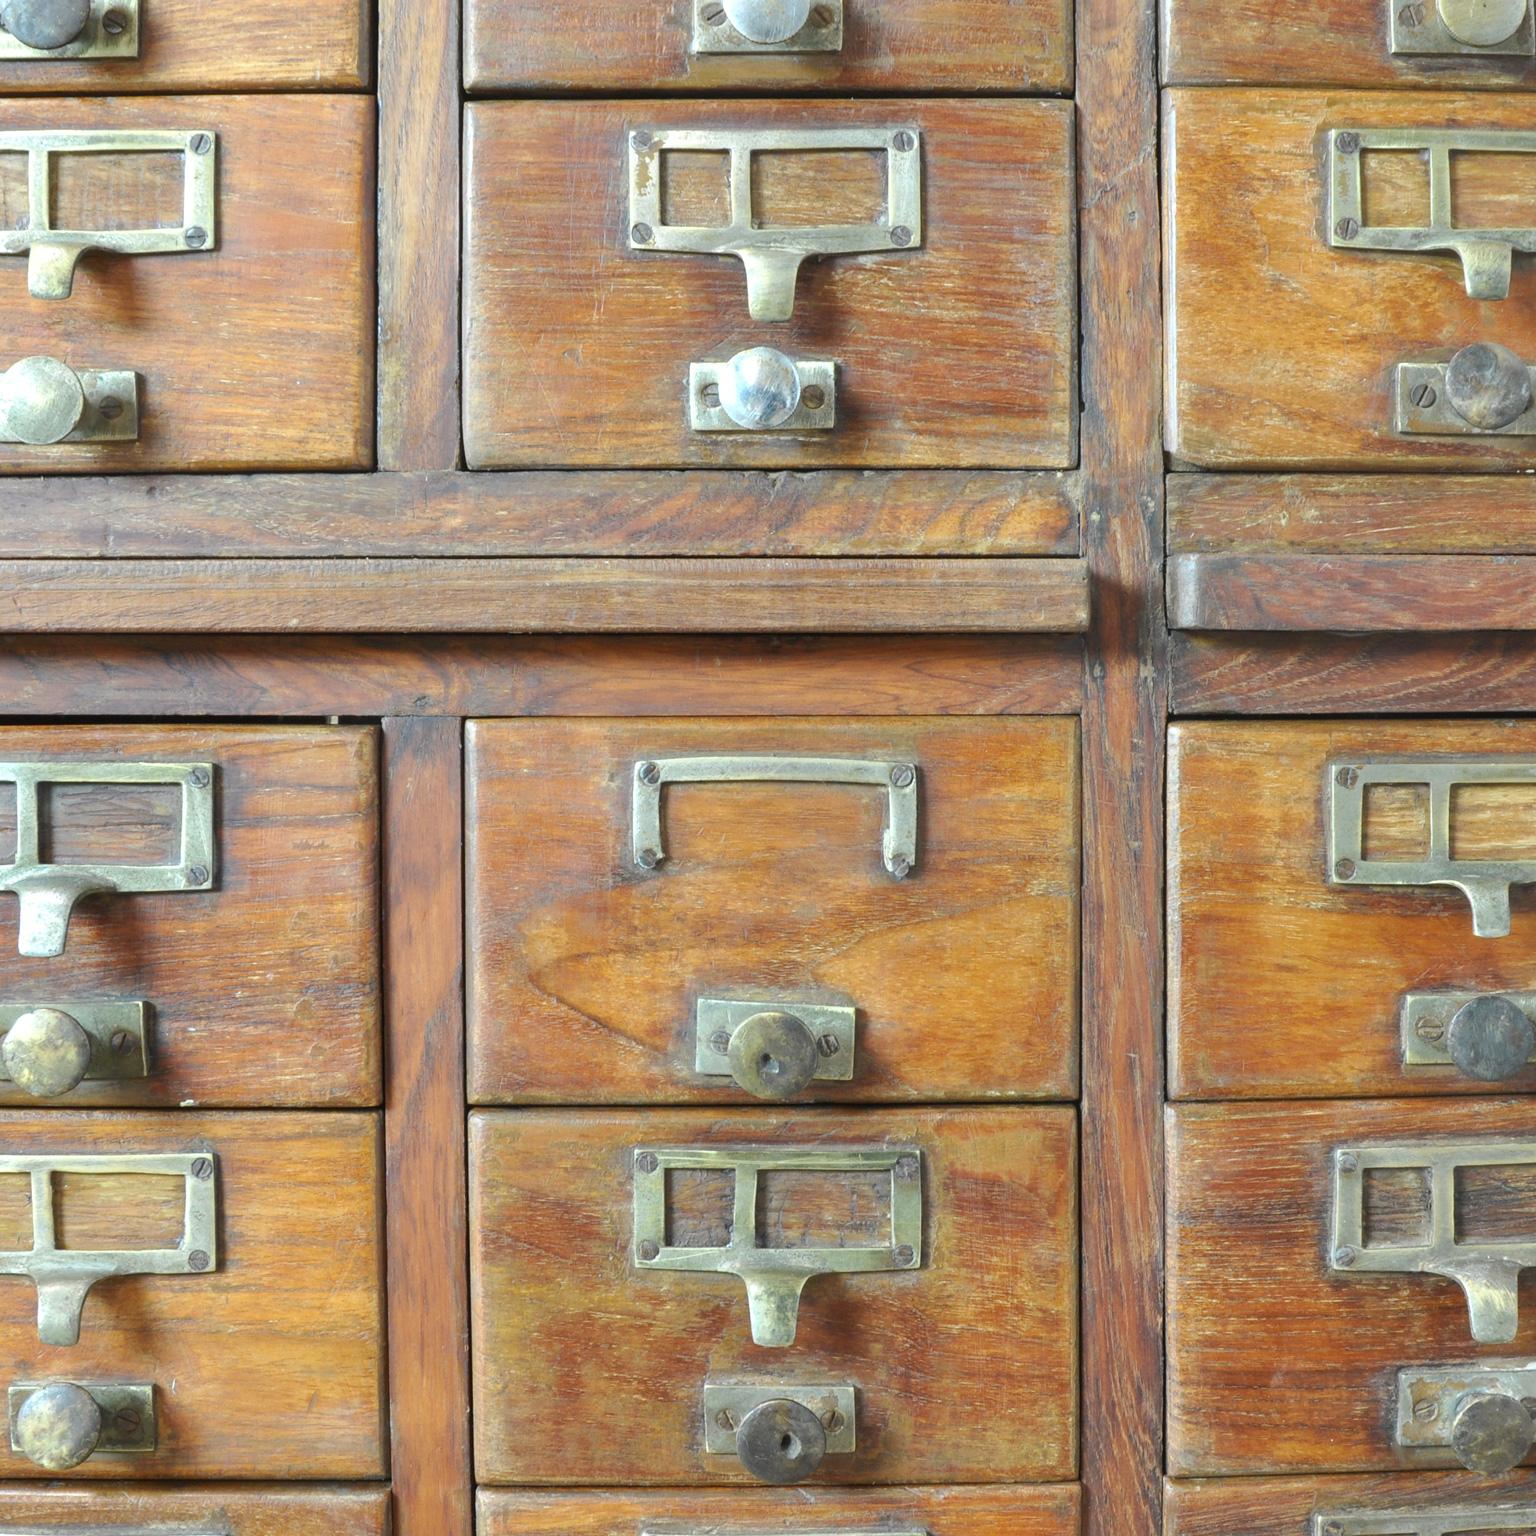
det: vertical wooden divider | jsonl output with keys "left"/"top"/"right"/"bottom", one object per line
{"left": 383, "top": 717, "right": 473, "bottom": 1536}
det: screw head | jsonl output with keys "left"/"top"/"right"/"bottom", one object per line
{"left": 637, "top": 760, "right": 661, "bottom": 785}
{"left": 1410, "top": 381, "right": 1439, "bottom": 410}
{"left": 97, "top": 394, "right": 123, "bottom": 420}
{"left": 1336, "top": 132, "right": 1361, "bottom": 154}
{"left": 890, "top": 224, "right": 913, "bottom": 247}
{"left": 191, "top": 1156, "right": 214, "bottom": 1180}
{"left": 637, "top": 1238, "right": 660, "bottom": 1261}
{"left": 1335, "top": 217, "right": 1360, "bottom": 241}
{"left": 101, "top": 6, "right": 127, "bottom": 33}
{"left": 890, "top": 763, "right": 916, "bottom": 789}
{"left": 1335, "top": 766, "right": 1359, "bottom": 788}
{"left": 186, "top": 1249, "right": 210, "bottom": 1271}
{"left": 190, "top": 767, "right": 211, "bottom": 788}
{"left": 189, "top": 133, "right": 213, "bottom": 155}
{"left": 1336, "top": 1151, "right": 1358, "bottom": 1172}
{"left": 893, "top": 1243, "right": 917, "bottom": 1266}
{"left": 631, "top": 131, "right": 654, "bottom": 151}
{"left": 822, "top": 1408, "right": 845, "bottom": 1432}
{"left": 815, "top": 1032, "right": 841, "bottom": 1057}
{"left": 889, "top": 855, "right": 912, "bottom": 880}
{"left": 894, "top": 130, "right": 916, "bottom": 151}
{"left": 1413, "top": 1397, "right": 1439, "bottom": 1422}
{"left": 1333, "top": 1245, "right": 1358, "bottom": 1267}
{"left": 109, "top": 1028, "right": 135, "bottom": 1055}
{"left": 1334, "top": 859, "right": 1356, "bottom": 880}
{"left": 635, "top": 1150, "right": 659, "bottom": 1173}
{"left": 188, "top": 865, "right": 209, "bottom": 885}
{"left": 1398, "top": 1, "right": 1426, "bottom": 23}
{"left": 636, "top": 847, "right": 660, "bottom": 870}
{"left": 184, "top": 226, "right": 208, "bottom": 249}
{"left": 709, "top": 1029, "right": 733, "bottom": 1054}
{"left": 1415, "top": 1016, "right": 1447, "bottom": 1043}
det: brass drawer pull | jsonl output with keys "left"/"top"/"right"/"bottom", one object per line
{"left": 0, "top": 0, "right": 138, "bottom": 59}
{"left": 1396, "top": 1363, "right": 1536, "bottom": 1475}
{"left": 631, "top": 754, "right": 919, "bottom": 878}
{"left": 700, "top": 1382, "right": 856, "bottom": 1484}
{"left": 1397, "top": 344, "right": 1536, "bottom": 436}
{"left": 0, "top": 760, "right": 216, "bottom": 958}
{"left": 0, "top": 1001, "right": 150, "bottom": 1098}
{"left": 1401, "top": 990, "right": 1536, "bottom": 1081}
{"left": 0, "top": 128, "right": 217, "bottom": 301}
{"left": 7, "top": 1380, "right": 154, "bottom": 1470}
{"left": 1389, "top": 0, "right": 1532, "bottom": 55}
{"left": 1327, "top": 757, "right": 1536, "bottom": 938}
{"left": 690, "top": 348, "right": 837, "bottom": 434}
{"left": 694, "top": 996, "right": 856, "bottom": 1099}
{"left": 0, "top": 356, "right": 140, "bottom": 446}
{"left": 627, "top": 126, "right": 922, "bottom": 321}
{"left": 633, "top": 1144, "right": 922, "bottom": 1346}
{"left": 692, "top": 0, "right": 843, "bottom": 54}
{"left": 0, "top": 1150, "right": 218, "bottom": 1346}
{"left": 1316, "top": 1510, "right": 1536, "bottom": 1534}
{"left": 1326, "top": 129, "right": 1536, "bottom": 300}
{"left": 1330, "top": 1142, "right": 1536, "bottom": 1343}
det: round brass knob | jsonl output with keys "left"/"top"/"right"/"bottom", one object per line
{"left": 727, "top": 1010, "right": 820, "bottom": 1100}
{"left": 0, "top": 357, "right": 86, "bottom": 446}
{"left": 1447, "top": 995, "right": 1535, "bottom": 1082}
{"left": 722, "top": 0, "right": 812, "bottom": 42}
{"left": 13, "top": 1383, "right": 102, "bottom": 1472}
{"left": 734, "top": 1398, "right": 827, "bottom": 1484}
{"left": 1437, "top": 0, "right": 1526, "bottom": 46}
{"left": 1446, "top": 342, "right": 1532, "bottom": 432}
{"left": 1, "top": 1007, "right": 92, "bottom": 1099}
{"left": 0, "top": 0, "right": 91, "bottom": 49}
{"left": 1450, "top": 1390, "right": 1536, "bottom": 1474}
{"left": 718, "top": 347, "right": 802, "bottom": 430}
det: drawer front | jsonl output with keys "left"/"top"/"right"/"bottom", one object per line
{"left": 0, "top": 2, "right": 368, "bottom": 91}
{"left": 462, "top": 99, "right": 1076, "bottom": 470}
{"left": 0, "top": 1483, "right": 390, "bottom": 1531}
{"left": 465, "top": 0, "right": 1072, "bottom": 94}
{"left": 1166, "top": 1473, "right": 1536, "bottom": 1535}
{"left": 0, "top": 94, "right": 374, "bottom": 473}
{"left": 1166, "top": 89, "right": 1536, "bottom": 469}
{"left": 0, "top": 725, "right": 380, "bottom": 1107}
{"left": 1169, "top": 720, "right": 1536, "bottom": 1099}
{"left": 1167, "top": 1098, "right": 1536, "bottom": 1476}
{"left": 466, "top": 717, "right": 1079, "bottom": 1105}
{"left": 0, "top": 1110, "right": 385, "bottom": 1479}
{"left": 470, "top": 1106, "right": 1078, "bottom": 1485}
{"left": 479, "top": 1486, "right": 1081, "bottom": 1534}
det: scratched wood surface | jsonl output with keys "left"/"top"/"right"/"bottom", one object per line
{"left": 0, "top": 95, "right": 374, "bottom": 474}
{"left": 463, "top": 98, "right": 1076, "bottom": 470}
{"left": 0, "top": 1484, "right": 390, "bottom": 1531}
{"left": 470, "top": 1105, "right": 1078, "bottom": 1485}
{"left": 1168, "top": 1097, "right": 1536, "bottom": 1476}
{"left": 0, "top": 1110, "right": 385, "bottom": 1479}
{"left": 0, "top": 725, "right": 380, "bottom": 1108}
{"left": 467, "top": 716, "right": 1079, "bottom": 1104}
{"left": 1166, "top": 88, "right": 1536, "bottom": 468}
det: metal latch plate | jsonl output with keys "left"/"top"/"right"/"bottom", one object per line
{"left": 1397, "top": 357, "right": 1536, "bottom": 436}
{"left": 0, "top": 0, "right": 139, "bottom": 59}
{"left": 1396, "top": 1362, "right": 1536, "bottom": 1454}
{"left": 692, "top": 0, "right": 843, "bottom": 52}
{"left": 1401, "top": 990, "right": 1536, "bottom": 1069}
{"left": 689, "top": 359, "right": 836, "bottom": 432}
{"left": 0, "top": 1000, "right": 149, "bottom": 1085}
{"left": 7, "top": 1381, "right": 154, "bottom": 1455}
{"left": 695, "top": 997, "right": 855, "bottom": 1082}
{"left": 0, "top": 367, "right": 138, "bottom": 445}
{"left": 701, "top": 1383, "right": 856, "bottom": 1455}
{"left": 1316, "top": 1511, "right": 1536, "bottom": 1534}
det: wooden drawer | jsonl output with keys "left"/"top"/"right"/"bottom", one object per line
{"left": 0, "top": 1483, "right": 390, "bottom": 1532}
{"left": 0, "top": 725, "right": 380, "bottom": 1108}
{"left": 1169, "top": 720, "right": 1536, "bottom": 1099}
{"left": 480, "top": 1486, "right": 1082, "bottom": 1534}
{"left": 1166, "top": 1474, "right": 1536, "bottom": 1534}
{"left": 1168, "top": 1098, "right": 1536, "bottom": 1476}
{"left": 0, "top": 95, "right": 374, "bottom": 473}
{"left": 470, "top": 1106, "right": 1077, "bottom": 1485}
{"left": 466, "top": 717, "right": 1079, "bottom": 1105}
{"left": 0, "top": 1, "right": 368, "bottom": 92}
{"left": 1166, "top": 89, "right": 1536, "bottom": 469}
{"left": 462, "top": 99, "right": 1076, "bottom": 471}
{"left": 0, "top": 1110, "right": 385, "bottom": 1479}
{"left": 465, "top": 0, "right": 1072, "bottom": 95}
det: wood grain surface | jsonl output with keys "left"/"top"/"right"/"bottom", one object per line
{"left": 0, "top": 1110, "right": 385, "bottom": 1479}
{"left": 1168, "top": 1097, "right": 1536, "bottom": 1476}
{"left": 0, "top": 725, "right": 380, "bottom": 1108}
{"left": 0, "top": 1483, "right": 389, "bottom": 1531}
{"left": 0, "top": 95, "right": 374, "bottom": 474}
{"left": 467, "top": 716, "right": 1079, "bottom": 1104}
{"left": 1166, "top": 89, "right": 1536, "bottom": 469}
{"left": 1170, "top": 719, "right": 1536, "bottom": 1098}
{"left": 470, "top": 1105, "right": 1078, "bottom": 1485}
{"left": 466, "top": 0, "right": 1072, "bottom": 94}
{"left": 463, "top": 98, "right": 1076, "bottom": 470}
{"left": 480, "top": 1485, "right": 1082, "bottom": 1534}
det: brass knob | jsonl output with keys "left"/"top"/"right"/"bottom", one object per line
{"left": 1437, "top": 0, "right": 1527, "bottom": 46}
{"left": 13, "top": 1383, "right": 102, "bottom": 1471}
{"left": 1450, "top": 1389, "right": 1536, "bottom": 1474}
{"left": 1, "top": 1007, "right": 92, "bottom": 1099}
{"left": 727, "top": 1009, "right": 821, "bottom": 1101}
{"left": 722, "top": 0, "right": 812, "bottom": 41}
{"left": 734, "top": 1397, "right": 827, "bottom": 1484}
{"left": 1447, "top": 995, "right": 1535, "bottom": 1082}
{"left": 719, "top": 348, "right": 802, "bottom": 430}
{"left": 1446, "top": 342, "right": 1532, "bottom": 432}
{"left": 0, "top": 357, "right": 86, "bottom": 446}
{"left": 0, "top": 0, "right": 91, "bottom": 49}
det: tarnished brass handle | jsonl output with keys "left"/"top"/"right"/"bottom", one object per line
{"left": 1449, "top": 1388, "right": 1536, "bottom": 1473}
{"left": 0, "top": 1008, "right": 91, "bottom": 1098}
{"left": 734, "top": 1398, "right": 827, "bottom": 1484}
{"left": 8, "top": 1380, "right": 155, "bottom": 1468}
{"left": 0, "top": 0, "right": 90, "bottom": 50}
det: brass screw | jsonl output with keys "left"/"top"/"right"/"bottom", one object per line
{"left": 702, "top": 383, "right": 722, "bottom": 409}
{"left": 1416, "top": 1018, "right": 1446, "bottom": 1043}
{"left": 816, "top": 1033, "right": 841, "bottom": 1058}
{"left": 802, "top": 386, "right": 826, "bottom": 410}
{"left": 1413, "top": 1398, "right": 1439, "bottom": 1422}
{"left": 1336, "top": 132, "right": 1360, "bottom": 154}
{"left": 1334, "top": 859, "right": 1356, "bottom": 880}
{"left": 715, "top": 1408, "right": 736, "bottom": 1431}
{"left": 1334, "top": 1245, "right": 1358, "bottom": 1268}
{"left": 189, "top": 134, "right": 213, "bottom": 156}
{"left": 635, "top": 1151, "right": 659, "bottom": 1173}
{"left": 1336, "top": 1151, "right": 1358, "bottom": 1172}
{"left": 190, "top": 767, "right": 211, "bottom": 788}
{"left": 192, "top": 1157, "right": 214, "bottom": 1180}
{"left": 890, "top": 225, "right": 913, "bottom": 247}
{"left": 632, "top": 131, "right": 654, "bottom": 151}
{"left": 1335, "top": 217, "right": 1360, "bottom": 240}
{"left": 188, "top": 865, "right": 209, "bottom": 885}
{"left": 637, "top": 1239, "right": 660, "bottom": 1261}
{"left": 98, "top": 396, "right": 123, "bottom": 420}
{"left": 637, "top": 761, "right": 661, "bottom": 785}
{"left": 890, "top": 855, "right": 912, "bottom": 879}
{"left": 102, "top": 8, "right": 127, "bottom": 34}
{"left": 702, "top": 1, "right": 726, "bottom": 20}
{"left": 710, "top": 1030, "right": 733, "bottom": 1053}
{"left": 185, "top": 226, "right": 208, "bottom": 249}
{"left": 110, "top": 1029, "right": 135, "bottom": 1055}
{"left": 893, "top": 131, "right": 916, "bottom": 152}
{"left": 896, "top": 1155, "right": 921, "bottom": 1181}
{"left": 1335, "top": 766, "right": 1359, "bottom": 788}
{"left": 893, "top": 1243, "right": 917, "bottom": 1266}
{"left": 1398, "top": 2, "right": 1426, "bottom": 23}
{"left": 115, "top": 1407, "right": 141, "bottom": 1433}
{"left": 810, "top": 4, "right": 835, "bottom": 24}
{"left": 1410, "top": 382, "right": 1438, "bottom": 410}
{"left": 187, "top": 1249, "right": 211, "bottom": 1271}
{"left": 822, "top": 1408, "right": 845, "bottom": 1432}
{"left": 890, "top": 763, "right": 917, "bottom": 789}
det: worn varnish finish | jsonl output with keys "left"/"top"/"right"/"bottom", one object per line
{"left": 0, "top": 725, "right": 380, "bottom": 1108}
{"left": 463, "top": 99, "right": 1076, "bottom": 470}
{"left": 470, "top": 1105, "right": 1078, "bottom": 1485}
{"left": 0, "top": 1110, "right": 385, "bottom": 1479}
{"left": 0, "top": 95, "right": 374, "bottom": 474}
{"left": 0, "top": 1484, "right": 390, "bottom": 1531}
{"left": 1170, "top": 719, "right": 1536, "bottom": 1099}
{"left": 1168, "top": 1097, "right": 1536, "bottom": 1475}
{"left": 480, "top": 1485, "right": 1082, "bottom": 1534}
{"left": 1166, "top": 89, "right": 1536, "bottom": 469}
{"left": 467, "top": 716, "right": 1079, "bottom": 1104}
{"left": 466, "top": 0, "right": 1072, "bottom": 94}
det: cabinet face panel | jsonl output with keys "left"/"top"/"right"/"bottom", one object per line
{"left": 1169, "top": 719, "right": 1536, "bottom": 1100}
{"left": 462, "top": 99, "right": 1076, "bottom": 471}
{"left": 1167, "top": 1098, "right": 1536, "bottom": 1476}
{"left": 467, "top": 716, "right": 1079, "bottom": 1105}
{"left": 0, "top": 725, "right": 380, "bottom": 1108}
{"left": 1166, "top": 89, "right": 1536, "bottom": 468}
{"left": 0, "top": 94, "right": 374, "bottom": 473}
{"left": 470, "top": 1106, "right": 1078, "bottom": 1485}
{"left": 0, "top": 1111, "right": 385, "bottom": 1479}
{"left": 0, "top": 1482, "right": 390, "bottom": 1531}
